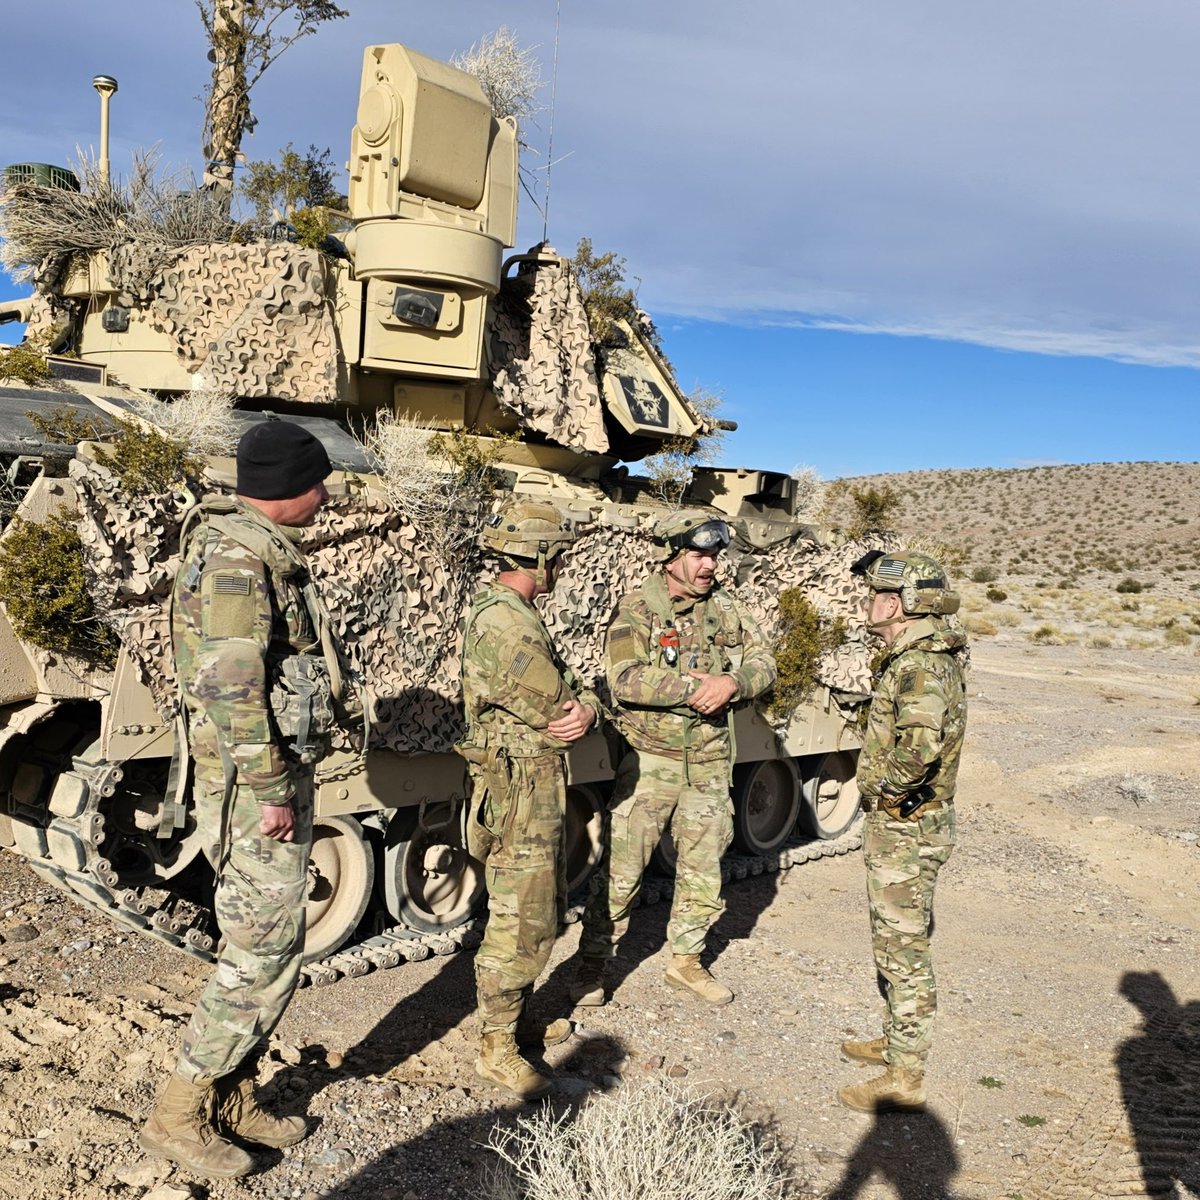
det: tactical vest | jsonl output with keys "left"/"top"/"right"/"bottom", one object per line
{"left": 175, "top": 496, "right": 364, "bottom": 763}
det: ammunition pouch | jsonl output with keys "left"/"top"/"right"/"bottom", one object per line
{"left": 270, "top": 654, "right": 337, "bottom": 765}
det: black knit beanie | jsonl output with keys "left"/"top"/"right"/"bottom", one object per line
{"left": 236, "top": 421, "right": 332, "bottom": 500}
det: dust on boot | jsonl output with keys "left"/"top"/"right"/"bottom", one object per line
{"left": 139, "top": 1074, "right": 254, "bottom": 1178}
{"left": 476, "top": 1029, "right": 552, "bottom": 1100}
{"left": 664, "top": 953, "right": 733, "bottom": 1005}
{"left": 215, "top": 1058, "right": 310, "bottom": 1148}
{"left": 837, "top": 1066, "right": 926, "bottom": 1112}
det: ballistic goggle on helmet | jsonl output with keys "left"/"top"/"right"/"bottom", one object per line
{"left": 480, "top": 499, "right": 577, "bottom": 562}
{"left": 656, "top": 509, "right": 733, "bottom": 555}
{"left": 851, "top": 549, "right": 961, "bottom": 616}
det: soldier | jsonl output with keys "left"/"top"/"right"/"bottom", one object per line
{"left": 837, "top": 549, "right": 967, "bottom": 1113}
{"left": 141, "top": 420, "right": 350, "bottom": 1177}
{"left": 459, "top": 498, "right": 599, "bottom": 1101}
{"left": 570, "top": 510, "right": 776, "bottom": 1007}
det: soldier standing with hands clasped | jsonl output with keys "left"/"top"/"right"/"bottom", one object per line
{"left": 141, "top": 420, "right": 355, "bottom": 1177}
{"left": 459, "top": 499, "right": 599, "bottom": 1101}
{"left": 837, "top": 549, "right": 967, "bottom": 1113}
{"left": 570, "top": 510, "right": 776, "bottom": 1008}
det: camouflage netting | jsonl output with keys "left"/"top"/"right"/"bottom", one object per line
{"left": 489, "top": 256, "right": 609, "bottom": 454}
{"left": 147, "top": 244, "right": 337, "bottom": 403}
{"left": 76, "top": 451, "right": 888, "bottom": 754}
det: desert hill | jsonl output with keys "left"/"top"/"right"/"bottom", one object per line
{"left": 827, "top": 460, "right": 1200, "bottom": 652}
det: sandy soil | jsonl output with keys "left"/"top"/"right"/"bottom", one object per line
{"left": 0, "top": 637, "right": 1197, "bottom": 1200}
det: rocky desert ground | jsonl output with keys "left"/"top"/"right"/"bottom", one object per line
{"left": 0, "top": 461, "right": 1197, "bottom": 1200}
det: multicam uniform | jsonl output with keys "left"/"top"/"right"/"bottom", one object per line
{"left": 171, "top": 496, "right": 339, "bottom": 1083}
{"left": 460, "top": 582, "right": 599, "bottom": 1034}
{"left": 579, "top": 573, "right": 776, "bottom": 959}
{"left": 857, "top": 615, "right": 967, "bottom": 1072}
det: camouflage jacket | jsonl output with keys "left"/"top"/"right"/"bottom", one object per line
{"left": 605, "top": 573, "right": 776, "bottom": 762}
{"left": 171, "top": 497, "right": 327, "bottom": 804}
{"left": 460, "top": 582, "right": 600, "bottom": 758}
{"left": 857, "top": 616, "right": 968, "bottom": 804}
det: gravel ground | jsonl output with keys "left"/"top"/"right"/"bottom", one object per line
{"left": 0, "top": 639, "right": 1198, "bottom": 1200}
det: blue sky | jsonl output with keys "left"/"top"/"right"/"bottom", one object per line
{"left": 1, "top": 0, "right": 1197, "bottom": 477}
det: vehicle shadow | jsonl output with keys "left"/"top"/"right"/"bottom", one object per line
{"left": 823, "top": 1108, "right": 959, "bottom": 1199}
{"left": 1116, "top": 969, "right": 1200, "bottom": 1195}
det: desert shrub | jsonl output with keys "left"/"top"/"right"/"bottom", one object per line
{"left": 1164, "top": 625, "right": 1191, "bottom": 647}
{"left": 26, "top": 404, "right": 111, "bottom": 444}
{"left": 1116, "top": 577, "right": 1144, "bottom": 594}
{"left": 27, "top": 406, "right": 200, "bottom": 494}
{"left": 484, "top": 1080, "right": 789, "bottom": 1200}
{"left": 1087, "top": 634, "right": 1113, "bottom": 649}
{"left": 0, "top": 338, "right": 52, "bottom": 387}
{"left": 963, "top": 615, "right": 997, "bottom": 636}
{"left": 846, "top": 483, "right": 900, "bottom": 537}
{"left": 985, "top": 586, "right": 1008, "bottom": 603}
{"left": 1030, "top": 624, "right": 1060, "bottom": 644}
{"left": 768, "top": 589, "right": 847, "bottom": 724}
{"left": 103, "top": 419, "right": 202, "bottom": 496}
{"left": 1120, "top": 599, "right": 1140, "bottom": 612}
{"left": 970, "top": 566, "right": 999, "bottom": 583}
{"left": 0, "top": 513, "right": 118, "bottom": 667}
{"left": 573, "top": 237, "right": 639, "bottom": 349}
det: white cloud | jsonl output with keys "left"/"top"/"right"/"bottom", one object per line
{"left": 2, "top": 1, "right": 1198, "bottom": 368}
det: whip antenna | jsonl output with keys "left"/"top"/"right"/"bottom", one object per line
{"left": 543, "top": 0, "right": 562, "bottom": 243}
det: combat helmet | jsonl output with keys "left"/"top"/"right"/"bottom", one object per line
{"left": 655, "top": 509, "right": 732, "bottom": 556}
{"left": 850, "top": 549, "right": 961, "bottom": 616}
{"left": 481, "top": 498, "right": 577, "bottom": 563}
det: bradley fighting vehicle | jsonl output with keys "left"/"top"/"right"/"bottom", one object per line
{"left": 0, "top": 43, "right": 872, "bottom": 983}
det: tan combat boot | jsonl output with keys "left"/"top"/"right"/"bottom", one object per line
{"left": 475, "top": 1030, "right": 552, "bottom": 1101}
{"left": 837, "top": 1066, "right": 926, "bottom": 1113}
{"left": 515, "top": 1012, "right": 573, "bottom": 1049}
{"left": 841, "top": 1035, "right": 887, "bottom": 1065}
{"left": 215, "top": 1062, "right": 310, "bottom": 1148}
{"left": 664, "top": 954, "right": 733, "bottom": 1005}
{"left": 139, "top": 1074, "right": 254, "bottom": 1178}
{"left": 568, "top": 956, "right": 608, "bottom": 1007}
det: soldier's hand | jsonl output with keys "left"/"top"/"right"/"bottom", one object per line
{"left": 547, "top": 699, "right": 596, "bottom": 742}
{"left": 686, "top": 671, "right": 738, "bottom": 715}
{"left": 259, "top": 801, "right": 296, "bottom": 842}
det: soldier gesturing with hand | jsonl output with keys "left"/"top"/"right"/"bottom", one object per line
{"left": 571, "top": 510, "right": 775, "bottom": 1008}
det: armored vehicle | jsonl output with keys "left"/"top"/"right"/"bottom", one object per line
{"left": 0, "top": 43, "right": 872, "bottom": 983}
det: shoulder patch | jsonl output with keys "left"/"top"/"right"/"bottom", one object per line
{"left": 897, "top": 667, "right": 927, "bottom": 696}
{"left": 213, "top": 572, "right": 252, "bottom": 595}
{"left": 510, "top": 648, "right": 533, "bottom": 679}
{"left": 610, "top": 624, "right": 634, "bottom": 643}
{"left": 203, "top": 569, "right": 259, "bottom": 638}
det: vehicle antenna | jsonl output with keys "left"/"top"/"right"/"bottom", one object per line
{"left": 543, "top": 0, "right": 562, "bottom": 243}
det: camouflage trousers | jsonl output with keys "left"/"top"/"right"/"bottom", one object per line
{"left": 467, "top": 754, "right": 567, "bottom": 1033}
{"left": 863, "top": 802, "right": 956, "bottom": 1072}
{"left": 176, "top": 769, "right": 312, "bottom": 1083}
{"left": 580, "top": 750, "right": 732, "bottom": 960}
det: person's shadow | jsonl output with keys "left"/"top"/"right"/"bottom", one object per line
{"left": 824, "top": 1109, "right": 959, "bottom": 1198}
{"left": 1116, "top": 970, "right": 1200, "bottom": 1195}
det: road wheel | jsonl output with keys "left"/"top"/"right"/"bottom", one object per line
{"left": 303, "top": 815, "right": 375, "bottom": 963}
{"left": 732, "top": 758, "right": 800, "bottom": 854}
{"left": 381, "top": 803, "right": 485, "bottom": 934}
{"left": 564, "top": 783, "right": 605, "bottom": 896}
{"left": 799, "top": 750, "right": 862, "bottom": 840}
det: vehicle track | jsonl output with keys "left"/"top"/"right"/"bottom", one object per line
{"left": 16, "top": 726, "right": 865, "bottom": 988}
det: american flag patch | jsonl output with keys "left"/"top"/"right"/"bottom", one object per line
{"left": 876, "top": 558, "right": 906, "bottom": 581}
{"left": 213, "top": 573, "right": 252, "bottom": 595}
{"left": 510, "top": 649, "right": 533, "bottom": 678}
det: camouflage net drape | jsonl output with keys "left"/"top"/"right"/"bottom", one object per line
{"left": 489, "top": 257, "right": 609, "bottom": 454}
{"left": 75, "top": 453, "right": 891, "bottom": 755}
{"left": 147, "top": 244, "right": 337, "bottom": 403}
